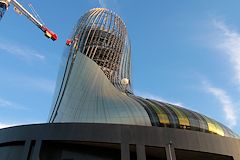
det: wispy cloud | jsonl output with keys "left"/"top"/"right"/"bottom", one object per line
{"left": 203, "top": 82, "right": 237, "bottom": 128}
{"left": 0, "top": 123, "right": 15, "bottom": 129}
{"left": 213, "top": 20, "right": 240, "bottom": 85}
{"left": 0, "top": 97, "right": 28, "bottom": 110}
{"left": 135, "top": 91, "right": 184, "bottom": 107}
{"left": 0, "top": 39, "right": 45, "bottom": 61}
{"left": 0, "top": 121, "right": 41, "bottom": 129}
{"left": 0, "top": 98, "right": 12, "bottom": 107}
{"left": 0, "top": 72, "right": 55, "bottom": 94}
{"left": 16, "top": 76, "right": 55, "bottom": 94}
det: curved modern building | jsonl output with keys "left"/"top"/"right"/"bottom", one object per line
{"left": 49, "top": 8, "right": 238, "bottom": 139}
{"left": 0, "top": 8, "right": 239, "bottom": 160}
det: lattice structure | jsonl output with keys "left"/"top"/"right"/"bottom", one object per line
{"left": 71, "top": 8, "right": 131, "bottom": 93}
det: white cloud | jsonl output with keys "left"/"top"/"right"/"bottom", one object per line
{"left": 0, "top": 72, "right": 55, "bottom": 94}
{"left": 16, "top": 76, "right": 55, "bottom": 94}
{"left": 0, "top": 121, "right": 41, "bottom": 129}
{"left": 0, "top": 98, "right": 12, "bottom": 107}
{"left": 0, "top": 39, "right": 45, "bottom": 61}
{"left": 203, "top": 82, "right": 237, "bottom": 128}
{"left": 135, "top": 91, "right": 184, "bottom": 107}
{"left": 0, "top": 120, "right": 43, "bottom": 129}
{"left": 0, "top": 97, "right": 28, "bottom": 110}
{"left": 0, "top": 123, "right": 15, "bottom": 129}
{"left": 0, "top": 122, "right": 27, "bottom": 129}
{"left": 213, "top": 20, "right": 240, "bottom": 85}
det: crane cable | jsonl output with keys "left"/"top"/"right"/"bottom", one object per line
{"left": 28, "top": 3, "right": 45, "bottom": 25}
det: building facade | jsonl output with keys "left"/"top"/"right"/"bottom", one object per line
{"left": 0, "top": 8, "right": 239, "bottom": 160}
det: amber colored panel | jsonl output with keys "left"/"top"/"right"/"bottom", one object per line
{"left": 147, "top": 101, "right": 170, "bottom": 125}
{"left": 203, "top": 116, "right": 224, "bottom": 136}
{"left": 167, "top": 104, "right": 190, "bottom": 127}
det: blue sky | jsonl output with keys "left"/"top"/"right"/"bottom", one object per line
{"left": 0, "top": 0, "right": 240, "bottom": 134}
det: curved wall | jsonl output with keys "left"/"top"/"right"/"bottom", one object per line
{"left": 51, "top": 52, "right": 151, "bottom": 125}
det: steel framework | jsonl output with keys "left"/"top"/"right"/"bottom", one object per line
{"left": 71, "top": 8, "right": 132, "bottom": 93}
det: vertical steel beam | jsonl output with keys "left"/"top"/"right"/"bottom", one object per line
{"left": 21, "top": 140, "right": 32, "bottom": 160}
{"left": 121, "top": 143, "right": 130, "bottom": 160}
{"left": 136, "top": 144, "right": 146, "bottom": 160}
{"left": 165, "top": 141, "right": 176, "bottom": 160}
{"left": 31, "top": 140, "right": 42, "bottom": 160}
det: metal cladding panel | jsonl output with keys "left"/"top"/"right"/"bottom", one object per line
{"left": 52, "top": 52, "right": 151, "bottom": 126}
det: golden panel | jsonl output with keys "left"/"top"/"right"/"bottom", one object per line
{"left": 214, "top": 122, "right": 224, "bottom": 136}
{"left": 167, "top": 104, "right": 190, "bottom": 127}
{"left": 147, "top": 101, "right": 170, "bottom": 125}
{"left": 203, "top": 116, "right": 224, "bottom": 136}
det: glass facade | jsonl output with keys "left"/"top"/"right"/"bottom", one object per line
{"left": 49, "top": 8, "right": 239, "bottom": 139}
{"left": 133, "top": 99, "right": 237, "bottom": 137}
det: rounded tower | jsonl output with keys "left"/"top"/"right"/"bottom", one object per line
{"left": 72, "top": 8, "right": 132, "bottom": 93}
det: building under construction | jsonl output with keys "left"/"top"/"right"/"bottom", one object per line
{"left": 0, "top": 8, "right": 240, "bottom": 160}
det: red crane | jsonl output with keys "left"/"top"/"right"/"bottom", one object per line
{"left": 0, "top": 0, "right": 58, "bottom": 41}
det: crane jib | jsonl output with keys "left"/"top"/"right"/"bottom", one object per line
{"left": 10, "top": 0, "right": 58, "bottom": 41}
{"left": 0, "top": 0, "right": 58, "bottom": 41}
